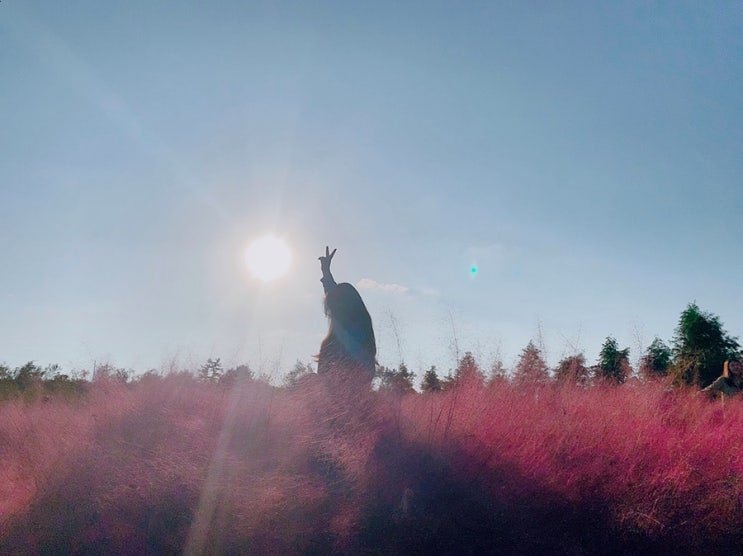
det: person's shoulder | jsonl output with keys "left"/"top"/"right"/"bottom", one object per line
{"left": 703, "top": 376, "right": 739, "bottom": 396}
{"left": 711, "top": 376, "right": 728, "bottom": 387}
{"left": 702, "top": 376, "right": 727, "bottom": 392}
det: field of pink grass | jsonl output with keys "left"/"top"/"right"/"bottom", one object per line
{"left": 1, "top": 373, "right": 740, "bottom": 554}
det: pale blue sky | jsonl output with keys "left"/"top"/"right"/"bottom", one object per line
{"left": 2, "top": 2, "right": 742, "bottom": 379}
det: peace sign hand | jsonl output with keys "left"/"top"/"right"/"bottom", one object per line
{"left": 319, "top": 246, "right": 337, "bottom": 275}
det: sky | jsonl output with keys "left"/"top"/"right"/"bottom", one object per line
{"left": 2, "top": 2, "right": 742, "bottom": 382}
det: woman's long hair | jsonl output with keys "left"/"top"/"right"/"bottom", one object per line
{"left": 318, "top": 283, "right": 376, "bottom": 381}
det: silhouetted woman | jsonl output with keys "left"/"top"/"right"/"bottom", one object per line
{"left": 317, "top": 246, "right": 377, "bottom": 383}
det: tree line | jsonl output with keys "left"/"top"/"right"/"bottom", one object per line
{"left": 379, "top": 302, "right": 740, "bottom": 394}
{"left": 1, "top": 302, "right": 738, "bottom": 400}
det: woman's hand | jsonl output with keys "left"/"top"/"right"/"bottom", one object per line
{"left": 319, "top": 246, "right": 337, "bottom": 275}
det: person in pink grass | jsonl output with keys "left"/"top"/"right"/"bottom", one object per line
{"left": 317, "top": 246, "right": 377, "bottom": 385}
{"left": 702, "top": 360, "right": 743, "bottom": 399}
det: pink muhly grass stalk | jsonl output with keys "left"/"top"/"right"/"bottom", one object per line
{"left": 399, "top": 380, "right": 742, "bottom": 544}
{"left": 0, "top": 368, "right": 740, "bottom": 553}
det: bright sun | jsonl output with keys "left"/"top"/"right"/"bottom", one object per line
{"left": 245, "top": 235, "right": 292, "bottom": 282}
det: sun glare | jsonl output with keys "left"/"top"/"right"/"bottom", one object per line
{"left": 245, "top": 235, "right": 292, "bottom": 282}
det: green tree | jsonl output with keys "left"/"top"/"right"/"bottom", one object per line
{"left": 513, "top": 341, "right": 549, "bottom": 386}
{"left": 44, "top": 363, "right": 62, "bottom": 377}
{"left": 596, "top": 337, "right": 631, "bottom": 384}
{"left": 46, "top": 372, "right": 88, "bottom": 397}
{"left": 14, "top": 361, "right": 45, "bottom": 391}
{"left": 283, "top": 361, "right": 313, "bottom": 388}
{"left": 670, "top": 303, "right": 740, "bottom": 387}
{"left": 454, "top": 352, "right": 485, "bottom": 387}
{"left": 639, "top": 337, "right": 672, "bottom": 380}
{"left": 377, "top": 363, "right": 415, "bottom": 394}
{"left": 554, "top": 353, "right": 590, "bottom": 386}
{"left": 421, "top": 366, "right": 442, "bottom": 393}
{"left": 220, "top": 363, "right": 253, "bottom": 387}
{"left": 198, "top": 358, "right": 224, "bottom": 383}
{"left": 92, "top": 363, "right": 130, "bottom": 383}
{"left": 0, "top": 364, "right": 17, "bottom": 399}
{"left": 138, "top": 369, "right": 162, "bottom": 384}
{"left": 487, "top": 357, "right": 508, "bottom": 386}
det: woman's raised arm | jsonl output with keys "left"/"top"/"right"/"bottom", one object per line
{"left": 319, "top": 246, "right": 337, "bottom": 294}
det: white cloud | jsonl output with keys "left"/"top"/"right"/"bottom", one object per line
{"left": 356, "top": 278, "right": 410, "bottom": 294}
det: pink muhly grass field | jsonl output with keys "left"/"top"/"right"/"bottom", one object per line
{"left": 401, "top": 381, "right": 742, "bottom": 549}
{"left": 0, "top": 373, "right": 740, "bottom": 554}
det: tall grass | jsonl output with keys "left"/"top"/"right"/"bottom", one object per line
{"left": 1, "top": 373, "right": 740, "bottom": 554}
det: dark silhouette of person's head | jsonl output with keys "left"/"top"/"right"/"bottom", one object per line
{"left": 317, "top": 246, "right": 377, "bottom": 384}
{"left": 325, "top": 282, "right": 371, "bottom": 329}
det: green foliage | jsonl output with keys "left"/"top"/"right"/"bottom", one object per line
{"left": 377, "top": 363, "right": 415, "bottom": 395}
{"left": 554, "top": 353, "right": 590, "bottom": 386}
{"left": 0, "top": 365, "right": 16, "bottom": 400}
{"left": 45, "top": 373, "right": 88, "bottom": 397}
{"left": 220, "top": 364, "right": 254, "bottom": 387}
{"left": 93, "top": 363, "right": 131, "bottom": 383}
{"left": 47, "top": 365, "right": 87, "bottom": 398}
{"left": 639, "top": 337, "right": 672, "bottom": 380}
{"left": 513, "top": 341, "right": 549, "bottom": 386}
{"left": 15, "top": 361, "right": 46, "bottom": 391}
{"left": 487, "top": 358, "right": 508, "bottom": 386}
{"left": 139, "top": 369, "right": 162, "bottom": 384}
{"left": 454, "top": 352, "right": 485, "bottom": 387}
{"left": 0, "top": 362, "right": 89, "bottom": 401}
{"left": 283, "top": 361, "right": 313, "bottom": 388}
{"left": 421, "top": 366, "right": 442, "bottom": 393}
{"left": 670, "top": 303, "right": 740, "bottom": 387}
{"left": 596, "top": 337, "right": 631, "bottom": 384}
{"left": 198, "top": 358, "right": 224, "bottom": 383}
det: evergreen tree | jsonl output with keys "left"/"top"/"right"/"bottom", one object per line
{"left": 219, "top": 364, "right": 254, "bottom": 386}
{"left": 92, "top": 363, "right": 130, "bottom": 383}
{"left": 113, "top": 368, "right": 130, "bottom": 383}
{"left": 596, "top": 337, "right": 631, "bottom": 384}
{"left": 0, "top": 364, "right": 12, "bottom": 380}
{"left": 0, "top": 364, "right": 16, "bottom": 399}
{"left": 487, "top": 357, "right": 508, "bottom": 386}
{"left": 14, "top": 361, "right": 45, "bottom": 391}
{"left": 513, "top": 341, "right": 549, "bottom": 386}
{"left": 454, "top": 351, "right": 485, "bottom": 387}
{"left": 283, "top": 361, "right": 313, "bottom": 388}
{"left": 198, "top": 358, "right": 224, "bottom": 383}
{"left": 554, "top": 353, "right": 590, "bottom": 386}
{"left": 639, "top": 337, "right": 672, "bottom": 380}
{"left": 421, "top": 366, "right": 442, "bottom": 393}
{"left": 377, "top": 363, "right": 416, "bottom": 394}
{"left": 670, "top": 303, "right": 740, "bottom": 387}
